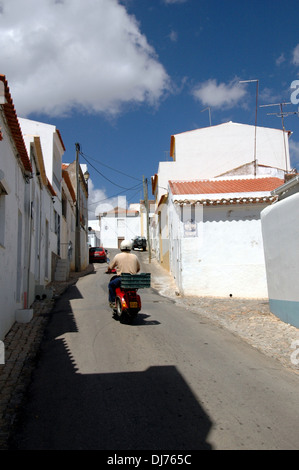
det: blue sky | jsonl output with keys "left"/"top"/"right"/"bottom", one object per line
{"left": 1, "top": 0, "right": 299, "bottom": 218}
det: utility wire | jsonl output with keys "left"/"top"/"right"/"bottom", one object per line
{"left": 80, "top": 152, "right": 131, "bottom": 189}
{"left": 88, "top": 182, "right": 143, "bottom": 207}
{"left": 78, "top": 147, "right": 148, "bottom": 207}
{"left": 80, "top": 150, "right": 141, "bottom": 184}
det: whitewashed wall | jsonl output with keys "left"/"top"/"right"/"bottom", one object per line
{"left": 100, "top": 215, "right": 141, "bottom": 249}
{"left": 261, "top": 193, "right": 299, "bottom": 327}
{"left": 0, "top": 116, "right": 27, "bottom": 339}
{"left": 168, "top": 199, "right": 269, "bottom": 298}
{"left": 156, "top": 122, "right": 290, "bottom": 204}
{"left": 19, "top": 118, "right": 66, "bottom": 276}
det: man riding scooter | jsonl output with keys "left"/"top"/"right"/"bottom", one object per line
{"left": 107, "top": 239, "right": 140, "bottom": 308}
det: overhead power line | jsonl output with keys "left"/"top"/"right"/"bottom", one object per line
{"left": 80, "top": 150, "right": 141, "bottom": 184}
{"left": 88, "top": 181, "right": 143, "bottom": 207}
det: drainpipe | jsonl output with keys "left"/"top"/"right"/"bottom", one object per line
{"left": 75, "top": 143, "right": 81, "bottom": 272}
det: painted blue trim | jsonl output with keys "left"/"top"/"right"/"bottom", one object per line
{"left": 269, "top": 299, "right": 299, "bottom": 328}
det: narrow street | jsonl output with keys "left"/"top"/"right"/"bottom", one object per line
{"left": 9, "top": 251, "right": 299, "bottom": 450}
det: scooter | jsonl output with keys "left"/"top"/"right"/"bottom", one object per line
{"left": 109, "top": 273, "right": 151, "bottom": 322}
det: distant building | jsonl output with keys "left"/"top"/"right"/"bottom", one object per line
{"left": 88, "top": 219, "right": 101, "bottom": 248}
{"left": 99, "top": 204, "right": 142, "bottom": 249}
{"left": 98, "top": 199, "right": 153, "bottom": 249}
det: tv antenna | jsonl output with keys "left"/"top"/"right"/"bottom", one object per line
{"left": 260, "top": 102, "right": 298, "bottom": 171}
{"left": 201, "top": 107, "right": 212, "bottom": 126}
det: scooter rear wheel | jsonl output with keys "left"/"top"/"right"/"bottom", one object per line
{"left": 116, "top": 298, "right": 123, "bottom": 319}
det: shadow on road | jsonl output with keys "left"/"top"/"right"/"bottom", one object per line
{"left": 9, "top": 285, "right": 213, "bottom": 450}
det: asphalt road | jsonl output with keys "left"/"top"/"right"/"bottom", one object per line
{"left": 10, "top": 251, "right": 299, "bottom": 450}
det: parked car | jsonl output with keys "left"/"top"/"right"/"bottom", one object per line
{"left": 89, "top": 247, "right": 107, "bottom": 263}
{"left": 132, "top": 236, "right": 147, "bottom": 251}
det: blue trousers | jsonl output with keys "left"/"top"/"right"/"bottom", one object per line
{"left": 108, "top": 276, "right": 121, "bottom": 302}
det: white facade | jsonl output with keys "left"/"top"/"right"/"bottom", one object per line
{"left": 88, "top": 219, "right": 101, "bottom": 248}
{"left": 0, "top": 75, "right": 89, "bottom": 340}
{"left": 153, "top": 177, "right": 285, "bottom": 298}
{"left": 21, "top": 135, "right": 57, "bottom": 306}
{"left": 261, "top": 177, "right": 299, "bottom": 327}
{"left": 19, "top": 118, "right": 65, "bottom": 266}
{"left": 99, "top": 204, "right": 142, "bottom": 249}
{"left": 19, "top": 118, "right": 64, "bottom": 196}
{"left": 153, "top": 122, "right": 290, "bottom": 205}
{"left": 0, "top": 76, "right": 33, "bottom": 339}
{"left": 151, "top": 121, "right": 291, "bottom": 299}
{"left": 167, "top": 191, "right": 271, "bottom": 298}
{"left": 0, "top": 129, "right": 29, "bottom": 338}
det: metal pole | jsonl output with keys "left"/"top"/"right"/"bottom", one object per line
{"left": 254, "top": 80, "right": 259, "bottom": 176}
{"left": 260, "top": 102, "right": 294, "bottom": 173}
{"left": 280, "top": 103, "right": 288, "bottom": 172}
{"left": 75, "top": 143, "right": 81, "bottom": 272}
{"left": 143, "top": 176, "right": 151, "bottom": 263}
{"left": 201, "top": 107, "right": 212, "bottom": 126}
{"left": 239, "top": 79, "right": 259, "bottom": 176}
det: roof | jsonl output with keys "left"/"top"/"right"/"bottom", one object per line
{"left": 47, "top": 179, "right": 56, "bottom": 197}
{"left": 169, "top": 177, "right": 284, "bottom": 206}
{"left": 169, "top": 177, "right": 284, "bottom": 195}
{"left": 0, "top": 75, "right": 32, "bottom": 174}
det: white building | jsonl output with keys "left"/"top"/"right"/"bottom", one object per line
{"left": 19, "top": 120, "right": 89, "bottom": 275}
{"left": 88, "top": 219, "right": 101, "bottom": 248}
{"left": 261, "top": 176, "right": 299, "bottom": 327}
{"left": 21, "top": 134, "right": 58, "bottom": 302}
{"left": 19, "top": 118, "right": 66, "bottom": 273}
{"left": 152, "top": 121, "right": 290, "bottom": 205}
{"left": 99, "top": 203, "right": 147, "bottom": 248}
{"left": 163, "top": 177, "right": 284, "bottom": 298}
{"left": 0, "top": 75, "right": 34, "bottom": 338}
{"left": 151, "top": 121, "right": 291, "bottom": 299}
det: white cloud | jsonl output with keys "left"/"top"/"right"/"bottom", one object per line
{"left": 169, "top": 30, "right": 178, "bottom": 42}
{"left": 192, "top": 78, "right": 247, "bottom": 109}
{"left": 0, "top": 0, "right": 170, "bottom": 117}
{"left": 87, "top": 178, "right": 127, "bottom": 219}
{"left": 276, "top": 53, "right": 285, "bottom": 66}
{"left": 293, "top": 44, "right": 299, "bottom": 66}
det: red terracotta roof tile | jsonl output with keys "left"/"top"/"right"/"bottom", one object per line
{"left": 0, "top": 74, "right": 32, "bottom": 174}
{"left": 169, "top": 178, "right": 284, "bottom": 195}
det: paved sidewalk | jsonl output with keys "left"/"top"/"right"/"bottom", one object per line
{"left": 0, "top": 258, "right": 298, "bottom": 449}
